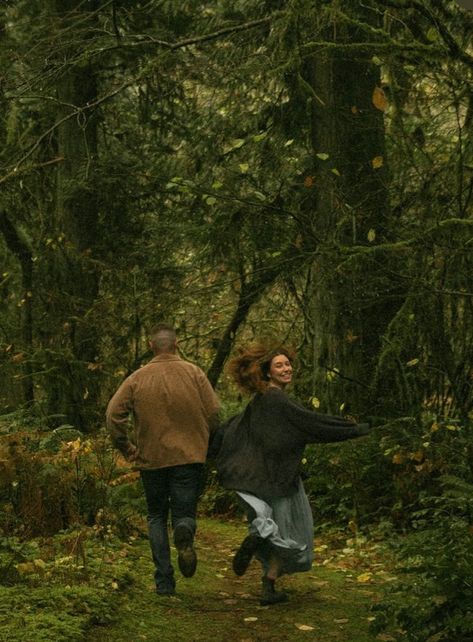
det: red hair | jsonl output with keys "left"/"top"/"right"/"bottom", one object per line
{"left": 227, "top": 343, "right": 295, "bottom": 395}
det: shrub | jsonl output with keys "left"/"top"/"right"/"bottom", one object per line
{"left": 372, "top": 475, "right": 473, "bottom": 642}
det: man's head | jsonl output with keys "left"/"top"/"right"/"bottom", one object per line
{"left": 149, "top": 323, "right": 177, "bottom": 355}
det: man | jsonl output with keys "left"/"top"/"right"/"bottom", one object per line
{"left": 106, "top": 324, "right": 220, "bottom": 596}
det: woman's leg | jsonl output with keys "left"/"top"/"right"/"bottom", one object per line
{"left": 260, "top": 576, "right": 288, "bottom": 606}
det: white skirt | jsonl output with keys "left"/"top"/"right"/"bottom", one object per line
{"left": 237, "top": 478, "right": 314, "bottom": 576}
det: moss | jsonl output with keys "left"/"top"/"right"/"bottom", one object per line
{"left": 0, "top": 584, "right": 117, "bottom": 642}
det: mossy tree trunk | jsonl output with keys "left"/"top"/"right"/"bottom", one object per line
{"left": 43, "top": 0, "right": 101, "bottom": 431}
{"left": 299, "top": 3, "right": 399, "bottom": 417}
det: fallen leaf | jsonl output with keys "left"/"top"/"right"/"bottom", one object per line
{"left": 356, "top": 572, "right": 373, "bottom": 583}
{"left": 295, "top": 624, "right": 315, "bottom": 631}
{"left": 334, "top": 618, "right": 349, "bottom": 624}
{"left": 244, "top": 617, "right": 258, "bottom": 622}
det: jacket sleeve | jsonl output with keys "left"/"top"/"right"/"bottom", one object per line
{"left": 195, "top": 368, "right": 220, "bottom": 432}
{"left": 105, "top": 378, "right": 136, "bottom": 458}
{"left": 280, "top": 394, "right": 370, "bottom": 443}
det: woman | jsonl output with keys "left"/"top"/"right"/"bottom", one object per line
{"left": 211, "top": 344, "right": 370, "bottom": 606}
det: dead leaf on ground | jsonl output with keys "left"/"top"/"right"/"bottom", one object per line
{"left": 295, "top": 624, "right": 315, "bottom": 631}
{"left": 357, "top": 572, "right": 373, "bottom": 583}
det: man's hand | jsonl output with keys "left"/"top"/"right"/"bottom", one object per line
{"left": 126, "top": 444, "right": 139, "bottom": 462}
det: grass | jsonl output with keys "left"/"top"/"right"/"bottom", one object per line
{"left": 86, "top": 517, "right": 387, "bottom": 642}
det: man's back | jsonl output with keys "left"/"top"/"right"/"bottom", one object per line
{"left": 106, "top": 353, "right": 219, "bottom": 469}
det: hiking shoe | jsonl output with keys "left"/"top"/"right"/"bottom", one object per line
{"left": 232, "top": 533, "right": 263, "bottom": 576}
{"left": 173, "top": 523, "right": 197, "bottom": 578}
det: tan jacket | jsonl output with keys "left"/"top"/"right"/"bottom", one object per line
{"left": 106, "top": 354, "right": 220, "bottom": 470}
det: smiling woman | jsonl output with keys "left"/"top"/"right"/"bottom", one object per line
{"left": 210, "top": 343, "right": 371, "bottom": 607}
{"left": 267, "top": 353, "right": 293, "bottom": 388}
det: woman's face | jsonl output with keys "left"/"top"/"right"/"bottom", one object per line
{"left": 268, "top": 354, "right": 293, "bottom": 389}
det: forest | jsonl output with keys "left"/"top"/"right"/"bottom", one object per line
{"left": 0, "top": 1, "right": 472, "bottom": 641}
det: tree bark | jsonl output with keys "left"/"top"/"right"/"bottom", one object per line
{"left": 0, "top": 212, "right": 34, "bottom": 404}
{"left": 299, "top": 2, "right": 399, "bottom": 416}
{"left": 44, "top": 0, "right": 101, "bottom": 431}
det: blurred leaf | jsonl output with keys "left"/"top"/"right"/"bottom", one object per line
{"left": 372, "top": 86, "right": 388, "bottom": 111}
{"left": 371, "top": 156, "right": 384, "bottom": 169}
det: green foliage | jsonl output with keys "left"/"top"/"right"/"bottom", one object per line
{"left": 372, "top": 476, "right": 473, "bottom": 642}
{"left": 0, "top": 414, "right": 142, "bottom": 538}
{"left": 0, "top": 532, "right": 137, "bottom": 642}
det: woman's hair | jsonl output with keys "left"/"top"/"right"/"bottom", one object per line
{"left": 227, "top": 343, "right": 295, "bottom": 395}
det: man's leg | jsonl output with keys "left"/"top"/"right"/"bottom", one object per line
{"left": 140, "top": 469, "right": 176, "bottom": 595}
{"left": 169, "top": 464, "right": 204, "bottom": 577}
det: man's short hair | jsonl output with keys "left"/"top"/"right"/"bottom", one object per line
{"left": 149, "top": 323, "right": 176, "bottom": 353}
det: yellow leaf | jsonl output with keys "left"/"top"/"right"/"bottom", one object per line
{"left": 357, "top": 572, "right": 373, "bottom": 583}
{"left": 371, "top": 156, "right": 384, "bottom": 169}
{"left": 33, "top": 558, "right": 47, "bottom": 570}
{"left": 311, "top": 396, "right": 320, "bottom": 408}
{"left": 372, "top": 86, "right": 388, "bottom": 111}
{"left": 445, "top": 424, "right": 459, "bottom": 431}
{"left": 367, "top": 228, "right": 376, "bottom": 242}
{"left": 244, "top": 617, "right": 258, "bottom": 622}
{"left": 295, "top": 624, "right": 315, "bottom": 631}
{"left": 16, "top": 562, "right": 35, "bottom": 574}
{"left": 406, "top": 358, "right": 419, "bottom": 367}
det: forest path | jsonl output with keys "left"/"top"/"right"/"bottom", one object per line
{"left": 86, "top": 518, "right": 390, "bottom": 642}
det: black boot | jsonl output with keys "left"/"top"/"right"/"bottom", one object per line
{"left": 260, "top": 577, "right": 288, "bottom": 606}
{"left": 232, "top": 533, "right": 263, "bottom": 576}
{"left": 173, "top": 523, "right": 197, "bottom": 578}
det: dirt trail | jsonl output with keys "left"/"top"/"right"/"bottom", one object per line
{"left": 86, "top": 518, "right": 385, "bottom": 642}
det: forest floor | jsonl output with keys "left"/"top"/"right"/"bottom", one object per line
{"left": 86, "top": 517, "right": 396, "bottom": 642}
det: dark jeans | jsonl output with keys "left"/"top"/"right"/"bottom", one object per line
{"left": 140, "top": 463, "right": 204, "bottom": 591}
